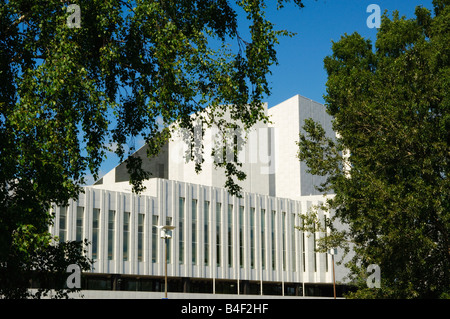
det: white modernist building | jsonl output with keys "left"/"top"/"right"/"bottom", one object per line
{"left": 50, "top": 95, "right": 350, "bottom": 297}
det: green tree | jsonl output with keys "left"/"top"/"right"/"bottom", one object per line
{"left": 0, "top": 0, "right": 306, "bottom": 298}
{"left": 297, "top": 2, "right": 450, "bottom": 298}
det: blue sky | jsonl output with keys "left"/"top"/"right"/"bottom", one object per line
{"left": 87, "top": 0, "right": 435, "bottom": 184}
{"left": 264, "top": 0, "right": 435, "bottom": 107}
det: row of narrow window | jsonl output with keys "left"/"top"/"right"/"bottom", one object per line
{"left": 59, "top": 206, "right": 145, "bottom": 262}
{"left": 58, "top": 198, "right": 325, "bottom": 272}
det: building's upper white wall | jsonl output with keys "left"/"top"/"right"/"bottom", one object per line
{"left": 268, "top": 95, "right": 302, "bottom": 200}
{"left": 167, "top": 105, "right": 272, "bottom": 196}
{"left": 268, "top": 95, "right": 335, "bottom": 200}
{"left": 91, "top": 95, "right": 334, "bottom": 201}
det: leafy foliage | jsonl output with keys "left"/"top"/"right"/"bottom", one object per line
{"left": 297, "top": 2, "right": 450, "bottom": 298}
{"left": 0, "top": 0, "right": 305, "bottom": 298}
